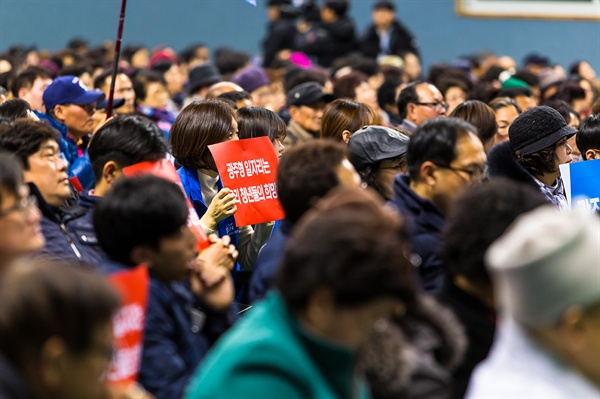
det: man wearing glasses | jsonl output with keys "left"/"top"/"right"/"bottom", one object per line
{"left": 38, "top": 76, "right": 105, "bottom": 190}
{"left": 388, "top": 118, "right": 487, "bottom": 295}
{"left": 396, "top": 81, "right": 448, "bottom": 134}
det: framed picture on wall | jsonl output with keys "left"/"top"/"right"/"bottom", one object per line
{"left": 456, "top": 0, "right": 600, "bottom": 20}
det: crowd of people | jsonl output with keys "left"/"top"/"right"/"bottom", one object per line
{"left": 1, "top": 0, "right": 600, "bottom": 398}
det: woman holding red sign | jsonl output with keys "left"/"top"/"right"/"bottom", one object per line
{"left": 170, "top": 99, "right": 273, "bottom": 272}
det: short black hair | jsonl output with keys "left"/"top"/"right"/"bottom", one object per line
{"left": 132, "top": 70, "right": 166, "bottom": 102}
{"left": 10, "top": 66, "right": 52, "bottom": 98}
{"left": 217, "top": 90, "right": 252, "bottom": 108}
{"left": 377, "top": 77, "right": 402, "bottom": 110}
{"left": 0, "top": 119, "right": 59, "bottom": 170}
{"left": 323, "top": 0, "right": 349, "bottom": 17}
{"left": 407, "top": 117, "right": 476, "bottom": 181}
{"left": 373, "top": 0, "right": 395, "bottom": 11}
{"left": 88, "top": 115, "right": 169, "bottom": 183}
{"left": 497, "top": 87, "right": 533, "bottom": 99}
{"left": 441, "top": 178, "right": 547, "bottom": 286}
{"left": 577, "top": 114, "right": 600, "bottom": 160}
{"left": 277, "top": 186, "right": 416, "bottom": 312}
{"left": 0, "top": 98, "right": 31, "bottom": 121}
{"left": 277, "top": 141, "right": 348, "bottom": 223}
{"left": 0, "top": 151, "right": 23, "bottom": 206}
{"left": 93, "top": 69, "right": 129, "bottom": 91}
{"left": 236, "top": 106, "right": 286, "bottom": 142}
{"left": 397, "top": 81, "right": 422, "bottom": 120}
{"left": 94, "top": 175, "right": 189, "bottom": 266}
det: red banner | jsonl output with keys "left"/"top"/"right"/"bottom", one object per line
{"left": 106, "top": 265, "right": 149, "bottom": 385}
{"left": 209, "top": 137, "right": 284, "bottom": 226}
{"left": 122, "top": 159, "right": 210, "bottom": 250}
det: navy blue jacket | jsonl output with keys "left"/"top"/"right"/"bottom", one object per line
{"left": 30, "top": 183, "right": 103, "bottom": 267}
{"left": 248, "top": 218, "right": 293, "bottom": 303}
{"left": 99, "top": 260, "right": 235, "bottom": 399}
{"left": 0, "top": 355, "right": 33, "bottom": 399}
{"left": 76, "top": 192, "right": 107, "bottom": 264}
{"left": 388, "top": 175, "right": 446, "bottom": 294}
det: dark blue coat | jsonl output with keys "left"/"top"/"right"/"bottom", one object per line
{"left": 30, "top": 183, "right": 103, "bottom": 267}
{"left": 98, "top": 260, "right": 235, "bottom": 399}
{"left": 388, "top": 174, "right": 446, "bottom": 294}
{"left": 248, "top": 218, "right": 293, "bottom": 303}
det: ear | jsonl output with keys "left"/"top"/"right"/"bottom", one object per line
{"left": 53, "top": 104, "right": 67, "bottom": 122}
{"left": 341, "top": 130, "right": 352, "bottom": 144}
{"left": 406, "top": 103, "right": 417, "bottom": 121}
{"left": 101, "top": 161, "right": 123, "bottom": 187}
{"left": 130, "top": 245, "right": 155, "bottom": 268}
{"left": 39, "top": 336, "right": 67, "bottom": 390}
{"left": 304, "top": 286, "right": 335, "bottom": 325}
{"left": 585, "top": 149, "right": 598, "bottom": 160}
{"left": 288, "top": 105, "right": 300, "bottom": 119}
{"left": 419, "top": 161, "right": 438, "bottom": 186}
{"left": 17, "top": 87, "right": 29, "bottom": 100}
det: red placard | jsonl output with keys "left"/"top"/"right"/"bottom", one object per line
{"left": 106, "top": 265, "right": 149, "bottom": 385}
{"left": 209, "top": 137, "right": 284, "bottom": 226}
{"left": 122, "top": 159, "right": 210, "bottom": 250}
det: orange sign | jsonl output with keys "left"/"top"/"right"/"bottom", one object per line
{"left": 122, "top": 159, "right": 210, "bottom": 250}
{"left": 209, "top": 137, "right": 285, "bottom": 226}
{"left": 106, "top": 265, "right": 149, "bottom": 385}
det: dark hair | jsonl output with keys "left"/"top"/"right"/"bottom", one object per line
{"left": 93, "top": 69, "right": 129, "bottom": 91}
{"left": 217, "top": 90, "right": 252, "bottom": 109}
{"left": 60, "top": 64, "right": 93, "bottom": 80}
{"left": 450, "top": 100, "right": 497, "bottom": 145}
{"left": 284, "top": 69, "right": 328, "bottom": 93}
{"left": 88, "top": 115, "right": 169, "bottom": 183}
{"left": 437, "top": 77, "right": 471, "bottom": 100}
{"left": 122, "top": 44, "right": 147, "bottom": 65}
{"left": 397, "top": 81, "right": 422, "bottom": 120}
{"left": 377, "top": 77, "right": 402, "bottom": 110}
{"left": 577, "top": 114, "right": 600, "bottom": 160}
{"left": 323, "top": 0, "right": 349, "bottom": 17}
{"left": 0, "top": 119, "right": 59, "bottom": 169}
{"left": 333, "top": 71, "right": 369, "bottom": 100}
{"left": 94, "top": 175, "right": 189, "bottom": 266}
{"left": 0, "top": 151, "right": 23, "bottom": 207}
{"left": 170, "top": 99, "right": 236, "bottom": 170}
{"left": 150, "top": 59, "right": 175, "bottom": 75}
{"left": 132, "top": 70, "right": 166, "bottom": 103}
{"left": 373, "top": 0, "right": 395, "bottom": 11}
{"left": 350, "top": 57, "right": 380, "bottom": 78}
{"left": 178, "top": 43, "right": 208, "bottom": 65}
{"left": 276, "top": 186, "right": 415, "bottom": 312}
{"left": 512, "top": 70, "right": 540, "bottom": 87}
{"left": 214, "top": 48, "right": 250, "bottom": 77}
{"left": 321, "top": 99, "right": 378, "bottom": 141}
{"left": 515, "top": 144, "right": 558, "bottom": 177}
{"left": 0, "top": 258, "right": 119, "bottom": 370}
{"left": 236, "top": 106, "right": 286, "bottom": 142}
{"left": 277, "top": 140, "right": 348, "bottom": 223}
{"left": 0, "top": 98, "right": 31, "bottom": 121}
{"left": 10, "top": 66, "right": 52, "bottom": 98}
{"left": 549, "top": 80, "right": 586, "bottom": 105}
{"left": 488, "top": 97, "right": 522, "bottom": 114}
{"left": 540, "top": 99, "right": 579, "bottom": 125}
{"left": 407, "top": 117, "right": 475, "bottom": 181}
{"left": 441, "top": 178, "right": 547, "bottom": 285}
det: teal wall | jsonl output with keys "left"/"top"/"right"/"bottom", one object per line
{"left": 1, "top": 0, "right": 599, "bottom": 72}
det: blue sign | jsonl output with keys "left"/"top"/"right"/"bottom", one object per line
{"left": 560, "top": 159, "right": 600, "bottom": 212}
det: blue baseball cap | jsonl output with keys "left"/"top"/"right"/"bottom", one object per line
{"left": 43, "top": 75, "right": 105, "bottom": 112}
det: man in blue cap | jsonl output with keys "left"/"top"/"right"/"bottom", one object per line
{"left": 39, "top": 75, "right": 105, "bottom": 190}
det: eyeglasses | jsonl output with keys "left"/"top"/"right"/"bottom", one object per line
{"left": 0, "top": 195, "right": 37, "bottom": 218}
{"left": 65, "top": 102, "right": 96, "bottom": 115}
{"left": 413, "top": 102, "right": 449, "bottom": 112}
{"left": 434, "top": 163, "right": 487, "bottom": 182}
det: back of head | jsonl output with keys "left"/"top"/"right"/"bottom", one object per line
{"left": 170, "top": 99, "right": 235, "bottom": 170}
{"left": 442, "top": 178, "right": 547, "bottom": 286}
{"left": 407, "top": 117, "right": 475, "bottom": 181}
{"left": 0, "top": 119, "right": 59, "bottom": 170}
{"left": 450, "top": 100, "right": 496, "bottom": 146}
{"left": 577, "top": 114, "right": 600, "bottom": 160}
{"left": 321, "top": 98, "right": 378, "bottom": 141}
{"left": 277, "top": 140, "right": 348, "bottom": 223}
{"left": 323, "top": 0, "right": 349, "bottom": 17}
{"left": 277, "top": 185, "right": 415, "bottom": 312}
{"left": 236, "top": 106, "right": 286, "bottom": 142}
{"left": 333, "top": 71, "right": 369, "bottom": 100}
{"left": 0, "top": 258, "right": 119, "bottom": 371}
{"left": 94, "top": 175, "right": 189, "bottom": 266}
{"left": 486, "top": 207, "right": 600, "bottom": 327}
{"left": 88, "top": 115, "right": 169, "bottom": 183}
